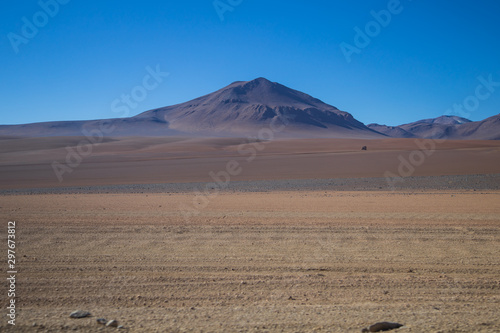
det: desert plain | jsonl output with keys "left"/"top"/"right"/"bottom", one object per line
{"left": 1, "top": 137, "right": 500, "bottom": 332}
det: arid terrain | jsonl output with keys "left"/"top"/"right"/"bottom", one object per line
{"left": 1, "top": 189, "right": 499, "bottom": 332}
{"left": 1, "top": 136, "right": 499, "bottom": 332}
{"left": 1, "top": 137, "right": 500, "bottom": 190}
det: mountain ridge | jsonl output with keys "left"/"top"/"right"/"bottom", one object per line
{"left": 0, "top": 78, "right": 498, "bottom": 140}
{"left": 368, "top": 114, "right": 499, "bottom": 140}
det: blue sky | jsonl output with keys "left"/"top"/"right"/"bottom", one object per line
{"left": 1, "top": 0, "right": 500, "bottom": 126}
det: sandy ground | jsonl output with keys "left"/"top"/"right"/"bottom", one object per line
{"left": 1, "top": 137, "right": 500, "bottom": 189}
{"left": 1, "top": 190, "right": 499, "bottom": 332}
{"left": 1, "top": 137, "right": 499, "bottom": 332}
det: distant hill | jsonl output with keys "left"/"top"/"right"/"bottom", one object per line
{"left": 368, "top": 115, "right": 499, "bottom": 140}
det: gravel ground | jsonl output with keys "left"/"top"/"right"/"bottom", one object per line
{"left": 1, "top": 191, "right": 499, "bottom": 332}
{"left": 1, "top": 174, "right": 499, "bottom": 195}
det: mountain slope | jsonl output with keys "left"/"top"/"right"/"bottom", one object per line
{"left": 0, "top": 118, "right": 183, "bottom": 138}
{"left": 452, "top": 113, "right": 500, "bottom": 140}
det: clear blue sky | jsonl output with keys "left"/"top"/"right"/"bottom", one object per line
{"left": 1, "top": 0, "right": 500, "bottom": 126}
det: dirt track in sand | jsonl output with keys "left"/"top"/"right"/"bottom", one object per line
{"left": 1, "top": 190, "right": 499, "bottom": 332}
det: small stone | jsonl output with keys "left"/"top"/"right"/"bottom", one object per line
{"left": 118, "top": 325, "right": 125, "bottom": 329}
{"left": 96, "top": 318, "right": 107, "bottom": 325}
{"left": 362, "top": 322, "right": 404, "bottom": 332}
{"left": 69, "top": 310, "right": 91, "bottom": 318}
{"left": 106, "top": 320, "right": 119, "bottom": 327}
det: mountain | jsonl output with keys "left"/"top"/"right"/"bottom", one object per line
{"left": 397, "top": 115, "right": 471, "bottom": 139}
{"left": 0, "top": 78, "right": 383, "bottom": 139}
{"left": 133, "top": 77, "right": 382, "bottom": 138}
{"left": 368, "top": 115, "right": 499, "bottom": 140}
{"left": 368, "top": 116, "right": 463, "bottom": 139}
